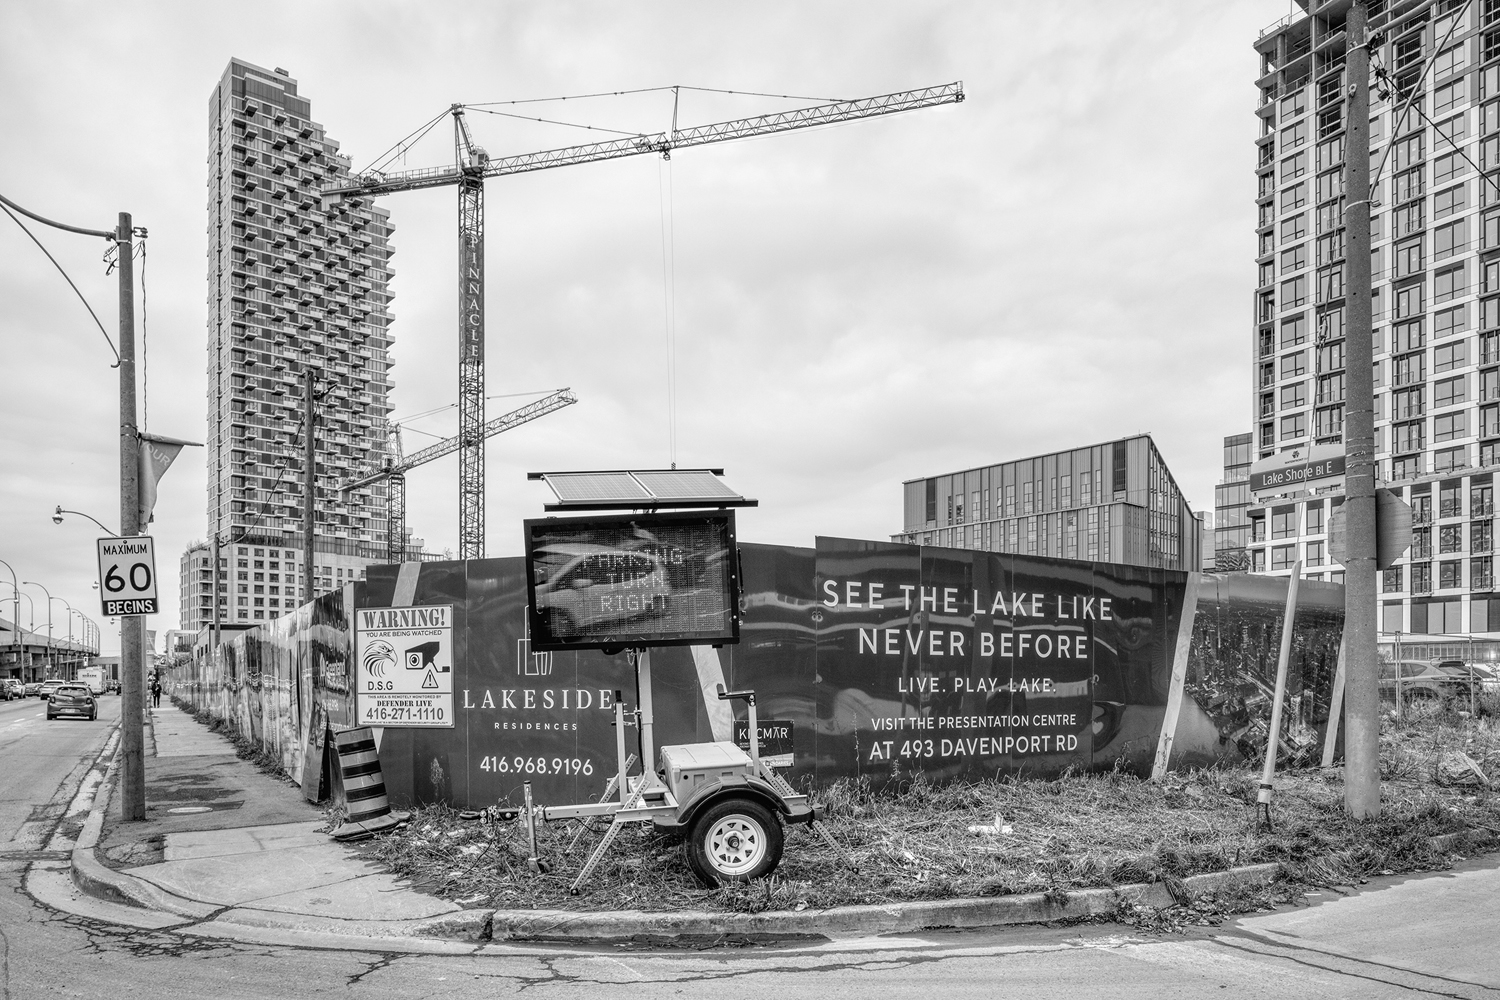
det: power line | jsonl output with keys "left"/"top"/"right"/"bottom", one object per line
{"left": 0, "top": 201, "right": 120, "bottom": 366}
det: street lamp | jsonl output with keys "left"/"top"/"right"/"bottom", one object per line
{"left": 53, "top": 505, "right": 118, "bottom": 535}
{"left": 21, "top": 581, "right": 54, "bottom": 677}
{"left": 0, "top": 559, "right": 19, "bottom": 675}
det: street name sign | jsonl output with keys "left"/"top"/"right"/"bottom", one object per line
{"left": 1249, "top": 444, "right": 1346, "bottom": 501}
{"left": 96, "top": 536, "right": 159, "bottom": 616}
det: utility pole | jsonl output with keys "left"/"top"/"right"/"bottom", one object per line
{"left": 303, "top": 369, "right": 317, "bottom": 606}
{"left": 118, "top": 211, "right": 146, "bottom": 822}
{"left": 1343, "top": 1, "right": 1380, "bottom": 819}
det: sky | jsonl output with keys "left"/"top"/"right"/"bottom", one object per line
{"left": 0, "top": 1, "right": 1293, "bottom": 654}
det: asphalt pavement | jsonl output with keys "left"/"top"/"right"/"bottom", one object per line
{"left": 2, "top": 696, "right": 1499, "bottom": 998}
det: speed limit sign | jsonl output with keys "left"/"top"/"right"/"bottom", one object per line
{"left": 96, "top": 536, "right": 159, "bottom": 616}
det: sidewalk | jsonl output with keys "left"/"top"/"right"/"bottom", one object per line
{"left": 46, "top": 702, "right": 1315, "bottom": 949}
{"left": 67, "top": 702, "right": 482, "bottom": 946}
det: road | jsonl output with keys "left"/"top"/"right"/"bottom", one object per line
{"left": 1, "top": 691, "right": 1497, "bottom": 998}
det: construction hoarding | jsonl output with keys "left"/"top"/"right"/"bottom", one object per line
{"left": 172, "top": 540, "right": 1344, "bottom": 809}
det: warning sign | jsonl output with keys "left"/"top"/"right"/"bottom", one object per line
{"left": 354, "top": 605, "right": 454, "bottom": 728}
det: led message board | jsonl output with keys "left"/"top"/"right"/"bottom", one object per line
{"left": 523, "top": 510, "right": 740, "bottom": 651}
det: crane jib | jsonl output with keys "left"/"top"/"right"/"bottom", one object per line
{"left": 321, "top": 82, "right": 963, "bottom": 199}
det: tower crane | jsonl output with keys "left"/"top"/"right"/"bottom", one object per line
{"left": 342, "top": 388, "right": 577, "bottom": 562}
{"left": 323, "top": 82, "right": 963, "bottom": 559}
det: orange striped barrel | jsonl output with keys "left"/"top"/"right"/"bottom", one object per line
{"left": 333, "top": 727, "right": 390, "bottom": 823}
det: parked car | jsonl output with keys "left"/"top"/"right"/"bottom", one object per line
{"left": 36, "top": 679, "right": 66, "bottom": 700}
{"left": 0, "top": 679, "right": 22, "bottom": 700}
{"left": 1379, "top": 659, "right": 1479, "bottom": 708}
{"left": 46, "top": 683, "right": 97, "bottom": 722}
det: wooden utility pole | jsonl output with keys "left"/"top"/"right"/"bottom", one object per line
{"left": 1343, "top": 1, "right": 1381, "bottom": 819}
{"left": 304, "top": 370, "right": 317, "bottom": 606}
{"left": 117, "top": 211, "right": 145, "bottom": 821}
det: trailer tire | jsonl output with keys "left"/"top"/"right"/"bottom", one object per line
{"left": 686, "top": 796, "right": 783, "bottom": 885}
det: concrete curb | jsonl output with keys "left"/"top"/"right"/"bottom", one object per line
{"left": 485, "top": 863, "right": 1285, "bottom": 943}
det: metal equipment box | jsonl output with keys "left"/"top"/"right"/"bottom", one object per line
{"left": 659, "top": 742, "right": 752, "bottom": 803}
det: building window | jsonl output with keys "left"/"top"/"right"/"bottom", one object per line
{"left": 1252, "top": 549, "right": 1266, "bottom": 572}
{"left": 1281, "top": 275, "right": 1308, "bottom": 308}
{"left": 1435, "top": 263, "right": 1467, "bottom": 303}
{"left": 1281, "top": 213, "right": 1307, "bottom": 243}
{"left": 1394, "top": 421, "right": 1426, "bottom": 453}
{"left": 1395, "top": 166, "right": 1424, "bottom": 203}
{"left": 1436, "top": 79, "right": 1467, "bottom": 116}
{"left": 1272, "top": 509, "right": 1298, "bottom": 538}
{"left": 1281, "top": 183, "right": 1307, "bottom": 212}
{"left": 1282, "top": 351, "right": 1307, "bottom": 378}
{"left": 1475, "top": 483, "right": 1495, "bottom": 516}
{"left": 1440, "top": 524, "right": 1464, "bottom": 553}
{"left": 1306, "top": 540, "right": 1324, "bottom": 566}
{"left": 1435, "top": 184, "right": 1468, "bottom": 220}
{"left": 1392, "top": 455, "right": 1422, "bottom": 480}
{"left": 1436, "top": 375, "right": 1467, "bottom": 407}
{"left": 1435, "top": 219, "right": 1469, "bottom": 260}
{"left": 1440, "top": 561, "right": 1464, "bottom": 589}
{"left": 1435, "top": 411, "right": 1469, "bottom": 442}
{"left": 1281, "top": 381, "right": 1307, "bottom": 409}
{"left": 1475, "top": 558, "right": 1495, "bottom": 589}
{"left": 1272, "top": 545, "right": 1295, "bottom": 570}
{"left": 1383, "top": 567, "right": 1403, "bottom": 593}
{"left": 1412, "top": 562, "right": 1433, "bottom": 594}
{"left": 1281, "top": 412, "right": 1307, "bottom": 441}
{"left": 1306, "top": 501, "right": 1325, "bottom": 534}
{"left": 1280, "top": 120, "right": 1308, "bottom": 149}
{"left": 1281, "top": 151, "right": 1308, "bottom": 181}
{"left": 1435, "top": 446, "right": 1468, "bottom": 472}
{"left": 1473, "top": 520, "right": 1493, "bottom": 554}
{"left": 1280, "top": 244, "right": 1308, "bottom": 274}
{"left": 1394, "top": 238, "right": 1425, "bottom": 278}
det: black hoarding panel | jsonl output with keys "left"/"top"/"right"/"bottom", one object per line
{"left": 813, "top": 538, "right": 1174, "bottom": 784}
{"left": 173, "top": 537, "right": 1343, "bottom": 809}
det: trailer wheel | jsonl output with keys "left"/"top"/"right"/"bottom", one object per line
{"left": 687, "top": 797, "right": 783, "bottom": 885}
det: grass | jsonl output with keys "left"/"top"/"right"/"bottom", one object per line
{"left": 362, "top": 710, "right": 1500, "bottom": 928}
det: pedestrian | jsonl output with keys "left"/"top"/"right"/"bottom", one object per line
{"left": 151, "top": 676, "right": 162, "bottom": 709}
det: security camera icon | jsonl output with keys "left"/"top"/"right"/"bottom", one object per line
{"left": 404, "top": 641, "right": 447, "bottom": 672}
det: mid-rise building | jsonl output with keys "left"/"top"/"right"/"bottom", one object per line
{"left": 199, "top": 59, "right": 429, "bottom": 627}
{"left": 1252, "top": 0, "right": 1500, "bottom": 639}
{"left": 893, "top": 434, "right": 1202, "bottom": 571}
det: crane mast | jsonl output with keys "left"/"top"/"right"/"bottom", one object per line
{"left": 323, "top": 82, "right": 962, "bottom": 558}
{"left": 454, "top": 105, "right": 489, "bottom": 559}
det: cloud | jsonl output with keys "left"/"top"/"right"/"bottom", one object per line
{"left": 0, "top": 0, "right": 1276, "bottom": 650}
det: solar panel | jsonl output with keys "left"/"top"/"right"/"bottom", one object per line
{"left": 632, "top": 470, "right": 740, "bottom": 500}
{"left": 528, "top": 468, "right": 757, "bottom": 510}
{"left": 544, "top": 472, "right": 652, "bottom": 503}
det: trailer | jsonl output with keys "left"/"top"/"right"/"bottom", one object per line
{"left": 526, "top": 650, "right": 837, "bottom": 890}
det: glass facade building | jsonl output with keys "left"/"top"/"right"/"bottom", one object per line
{"left": 894, "top": 435, "right": 1202, "bottom": 572}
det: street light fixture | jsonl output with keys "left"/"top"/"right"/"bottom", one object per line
{"left": 53, "top": 505, "right": 118, "bottom": 535}
{"left": 0, "top": 559, "right": 19, "bottom": 676}
{"left": 21, "top": 581, "right": 55, "bottom": 677}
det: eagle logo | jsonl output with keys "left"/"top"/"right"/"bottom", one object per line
{"left": 362, "top": 639, "right": 396, "bottom": 678}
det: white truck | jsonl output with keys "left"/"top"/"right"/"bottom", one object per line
{"left": 76, "top": 666, "right": 105, "bottom": 696}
